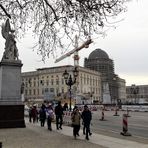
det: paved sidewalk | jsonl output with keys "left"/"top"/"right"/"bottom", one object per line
{"left": 0, "top": 120, "right": 148, "bottom": 148}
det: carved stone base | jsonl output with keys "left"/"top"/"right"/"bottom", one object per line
{"left": 0, "top": 105, "right": 26, "bottom": 128}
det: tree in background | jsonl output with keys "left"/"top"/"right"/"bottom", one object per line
{"left": 0, "top": 0, "right": 129, "bottom": 60}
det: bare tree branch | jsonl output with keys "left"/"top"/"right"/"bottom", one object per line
{"left": 0, "top": 0, "right": 128, "bottom": 61}
{"left": 43, "top": 0, "right": 58, "bottom": 21}
{"left": 0, "top": 4, "right": 11, "bottom": 18}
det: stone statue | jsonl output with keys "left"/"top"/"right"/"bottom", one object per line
{"left": 1, "top": 19, "right": 19, "bottom": 61}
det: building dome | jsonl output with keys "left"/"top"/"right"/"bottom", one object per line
{"left": 88, "top": 48, "right": 109, "bottom": 59}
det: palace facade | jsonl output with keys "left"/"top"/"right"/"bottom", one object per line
{"left": 22, "top": 65, "right": 102, "bottom": 105}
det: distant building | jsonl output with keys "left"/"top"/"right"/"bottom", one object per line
{"left": 84, "top": 48, "right": 126, "bottom": 104}
{"left": 126, "top": 84, "right": 148, "bottom": 104}
{"left": 21, "top": 65, "right": 102, "bottom": 105}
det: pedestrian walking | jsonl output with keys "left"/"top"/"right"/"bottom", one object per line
{"left": 82, "top": 120, "right": 92, "bottom": 136}
{"left": 46, "top": 105, "right": 54, "bottom": 131}
{"left": 55, "top": 101, "right": 64, "bottom": 130}
{"left": 81, "top": 105, "right": 92, "bottom": 140}
{"left": 28, "top": 106, "right": 32, "bottom": 123}
{"left": 63, "top": 103, "right": 68, "bottom": 111}
{"left": 32, "top": 105, "right": 38, "bottom": 123}
{"left": 71, "top": 107, "right": 81, "bottom": 139}
{"left": 39, "top": 104, "right": 46, "bottom": 127}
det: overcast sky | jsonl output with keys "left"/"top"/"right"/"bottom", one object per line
{"left": 0, "top": 0, "right": 148, "bottom": 86}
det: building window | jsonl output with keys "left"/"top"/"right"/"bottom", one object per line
{"left": 29, "top": 81, "right": 32, "bottom": 87}
{"left": 56, "top": 79, "right": 59, "bottom": 85}
{"left": 84, "top": 74, "right": 86, "bottom": 84}
{"left": 42, "top": 88, "right": 44, "bottom": 94}
{"left": 51, "top": 79, "right": 54, "bottom": 85}
{"left": 56, "top": 88, "right": 59, "bottom": 95}
{"left": 25, "top": 90, "right": 27, "bottom": 95}
{"left": 29, "top": 90, "right": 31, "bottom": 95}
{"left": 25, "top": 82, "right": 28, "bottom": 87}
{"left": 90, "top": 77, "right": 92, "bottom": 85}
{"left": 46, "top": 80, "right": 49, "bottom": 86}
{"left": 80, "top": 74, "right": 82, "bottom": 84}
{"left": 45, "top": 88, "right": 49, "bottom": 92}
{"left": 95, "top": 79, "right": 97, "bottom": 86}
{"left": 50, "top": 88, "right": 54, "bottom": 93}
{"left": 87, "top": 76, "right": 89, "bottom": 84}
{"left": 62, "top": 87, "right": 64, "bottom": 93}
{"left": 33, "top": 89, "right": 36, "bottom": 95}
{"left": 34, "top": 81, "right": 36, "bottom": 87}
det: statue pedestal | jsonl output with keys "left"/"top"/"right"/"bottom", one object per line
{"left": 0, "top": 60, "right": 25, "bottom": 128}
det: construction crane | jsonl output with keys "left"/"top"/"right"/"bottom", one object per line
{"left": 55, "top": 35, "right": 93, "bottom": 105}
{"left": 54, "top": 36, "right": 93, "bottom": 66}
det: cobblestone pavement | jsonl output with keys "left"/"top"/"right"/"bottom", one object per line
{"left": 0, "top": 121, "right": 105, "bottom": 148}
{"left": 0, "top": 119, "right": 148, "bottom": 148}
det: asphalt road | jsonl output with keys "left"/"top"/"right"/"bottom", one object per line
{"left": 90, "top": 111, "right": 148, "bottom": 144}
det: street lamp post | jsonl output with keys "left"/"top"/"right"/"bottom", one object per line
{"left": 63, "top": 67, "right": 78, "bottom": 111}
{"left": 131, "top": 84, "right": 139, "bottom": 104}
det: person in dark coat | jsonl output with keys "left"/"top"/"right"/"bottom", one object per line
{"left": 55, "top": 101, "right": 64, "bottom": 130}
{"left": 63, "top": 103, "right": 68, "bottom": 111}
{"left": 39, "top": 104, "right": 46, "bottom": 127}
{"left": 32, "top": 105, "right": 38, "bottom": 123}
{"left": 81, "top": 105, "right": 92, "bottom": 140}
{"left": 28, "top": 106, "right": 32, "bottom": 123}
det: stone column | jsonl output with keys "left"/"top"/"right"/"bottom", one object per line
{"left": 0, "top": 60, "right": 25, "bottom": 128}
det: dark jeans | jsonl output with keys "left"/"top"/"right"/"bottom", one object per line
{"left": 73, "top": 125, "right": 80, "bottom": 137}
{"left": 29, "top": 115, "right": 32, "bottom": 123}
{"left": 83, "top": 124, "right": 91, "bottom": 134}
{"left": 84, "top": 123, "right": 90, "bottom": 138}
{"left": 47, "top": 117, "right": 52, "bottom": 130}
{"left": 56, "top": 115, "right": 63, "bottom": 129}
{"left": 40, "top": 118, "right": 46, "bottom": 127}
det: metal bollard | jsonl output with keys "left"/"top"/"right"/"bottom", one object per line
{"left": 120, "top": 114, "right": 131, "bottom": 136}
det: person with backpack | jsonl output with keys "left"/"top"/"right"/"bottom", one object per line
{"left": 46, "top": 105, "right": 54, "bottom": 131}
